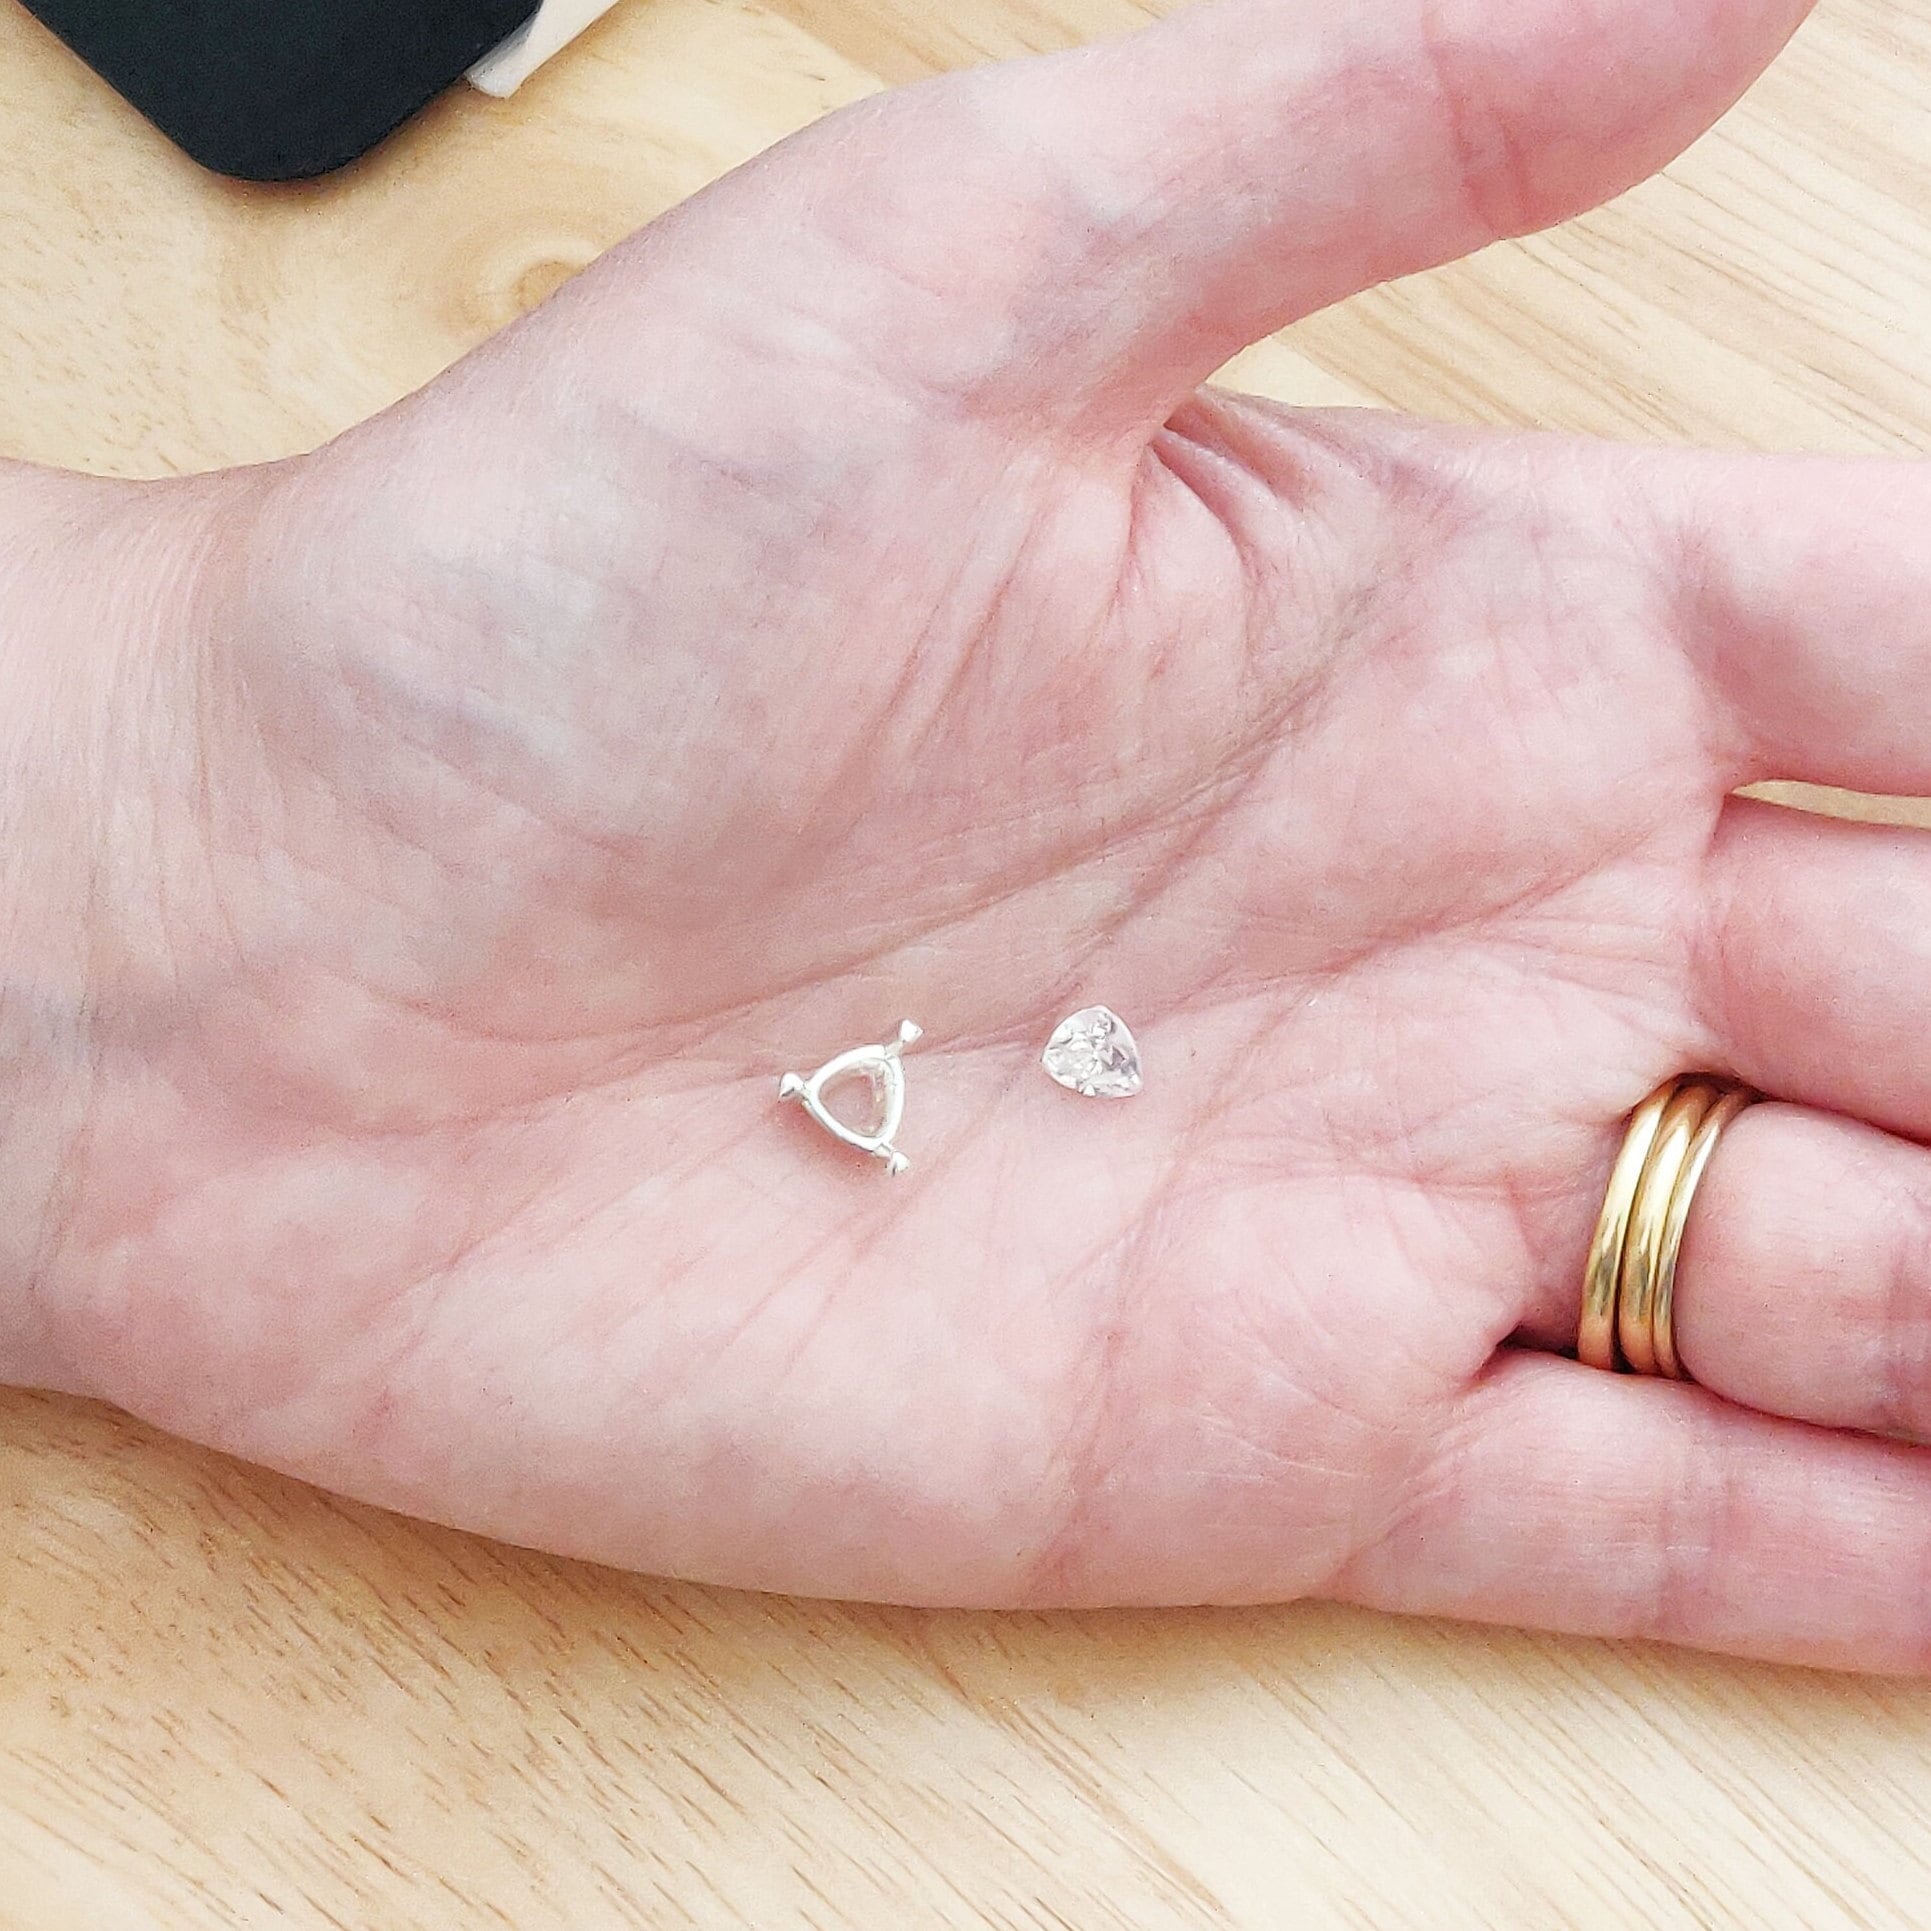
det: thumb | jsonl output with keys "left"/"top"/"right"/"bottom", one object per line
{"left": 697, "top": 0, "right": 1812, "bottom": 439}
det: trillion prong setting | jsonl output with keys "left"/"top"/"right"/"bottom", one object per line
{"left": 778, "top": 1021, "right": 921, "bottom": 1173}
{"left": 1042, "top": 1006, "right": 1143, "bottom": 1099}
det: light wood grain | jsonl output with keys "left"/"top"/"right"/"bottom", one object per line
{"left": 4, "top": 0, "right": 1931, "bottom": 1923}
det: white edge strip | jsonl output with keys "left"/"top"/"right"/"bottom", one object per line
{"left": 467, "top": 0, "right": 624, "bottom": 96}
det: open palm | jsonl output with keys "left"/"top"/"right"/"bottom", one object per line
{"left": 34, "top": 0, "right": 1931, "bottom": 1669}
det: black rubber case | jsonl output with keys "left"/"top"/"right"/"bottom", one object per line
{"left": 19, "top": 0, "right": 541, "bottom": 181}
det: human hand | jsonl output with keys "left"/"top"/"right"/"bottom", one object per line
{"left": 18, "top": 0, "right": 1931, "bottom": 1670}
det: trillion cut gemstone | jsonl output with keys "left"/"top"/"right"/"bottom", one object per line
{"left": 1041, "top": 1006, "right": 1144, "bottom": 1099}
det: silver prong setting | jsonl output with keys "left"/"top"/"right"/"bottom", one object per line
{"left": 778, "top": 1021, "right": 922, "bottom": 1173}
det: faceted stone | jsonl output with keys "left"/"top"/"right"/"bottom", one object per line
{"left": 1041, "top": 1006, "right": 1143, "bottom": 1099}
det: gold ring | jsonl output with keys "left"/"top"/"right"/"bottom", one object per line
{"left": 1652, "top": 1087, "right": 1753, "bottom": 1379}
{"left": 1578, "top": 1085, "right": 1669, "bottom": 1370}
{"left": 1619, "top": 1081, "right": 1717, "bottom": 1375}
{"left": 1578, "top": 1076, "right": 1756, "bottom": 1378}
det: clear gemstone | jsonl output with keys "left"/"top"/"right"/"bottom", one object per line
{"left": 1042, "top": 1006, "right": 1143, "bottom": 1099}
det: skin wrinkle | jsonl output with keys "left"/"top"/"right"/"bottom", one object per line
{"left": 1874, "top": 1174, "right": 1931, "bottom": 1442}
{"left": 1133, "top": 437, "right": 1294, "bottom": 702}
{"left": 23, "top": 1029, "right": 100, "bottom": 1397}
{"left": 1332, "top": 1343, "right": 1539, "bottom": 1612}
{"left": 1368, "top": 1175, "right": 1526, "bottom": 1376}
{"left": 1042, "top": 1002, "right": 1437, "bottom": 1600}
{"left": 1164, "top": 392, "right": 1384, "bottom": 522}
{"left": 254, "top": 698, "right": 583, "bottom": 968}
{"left": 1020, "top": 1062, "right": 1216, "bottom": 1602}
{"left": 1658, "top": 475, "right": 1822, "bottom": 788}
{"left": 229, "top": 709, "right": 736, "bottom": 1080}
{"left": 1471, "top": 1177, "right": 1564, "bottom": 1352}
{"left": 1263, "top": 957, "right": 1663, "bottom": 1332}
{"left": 1412, "top": 0, "right": 1539, "bottom": 249}
{"left": 295, "top": 463, "right": 783, "bottom": 865}
{"left": 1686, "top": 799, "right": 1813, "bottom": 1103}
{"left": 1254, "top": 760, "right": 1682, "bottom": 1000}
{"left": 733, "top": 93, "right": 1076, "bottom": 431}
{"left": 865, "top": 455, "right": 1074, "bottom": 795}
{"left": 677, "top": 444, "right": 952, "bottom": 840}
{"left": 561, "top": 1168, "right": 762, "bottom": 1375}
{"left": 1687, "top": 808, "right": 1759, "bottom": 1086}
{"left": 245, "top": 1141, "right": 514, "bottom": 1466}
{"left": 325, "top": 643, "right": 647, "bottom": 868}
{"left": 1692, "top": 808, "right": 1931, "bottom": 1153}
{"left": 826, "top": 71, "right": 1249, "bottom": 442}
{"left": 1204, "top": 1288, "right": 1435, "bottom": 1597}
{"left": 1644, "top": 1394, "right": 1759, "bottom": 1648}
{"left": 1118, "top": 462, "right": 1338, "bottom": 780}
{"left": 1311, "top": 422, "right": 1733, "bottom": 815}
{"left": 645, "top": 597, "right": 1339, "bottom": 1057}
{"left": 653, "top": 1091, "right": 942, "bottom": 1399}
{"left": 663, "top": 1221, "right": 852, "bottom": 1415}
{"left": 98, "top": 1140, "right": 478, "bottom": 1444}
{"left": 1336, "top": 987, "right": 1520, "bottom": 1167}
{"left": 655, "top": 802, "right": 1185, "bottom": 1050}
{"left": 1034, "top": 724, "right": 1299, "bottom": 1040}
{"left": 17, "top": 483, "right": 254, "bottom": 1385}
{"left": 1141, "top": 395, "right": 1369, "bottom": 630}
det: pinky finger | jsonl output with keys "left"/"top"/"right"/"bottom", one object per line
{"left": 1339, "top": 1352, "right": 1931, "bottom": 1673}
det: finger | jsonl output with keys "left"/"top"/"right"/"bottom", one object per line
{"left": 1667, "top": 1103, "right": 1931, "bottom": 1441}
{"left": 493, "top": 0, "right": 1819, "bottom": 453}
{"left": 581, "top": 0, "right": 1812, "bottom": 439}
{"left": 1343, "top": 1350, "right": 1931, "bottom": 1672}
{"left": 1699, "top": 795, "right": 1931, "bottom": 1138}
{"left": 1639, "top": 449, "right": 1931, "bottom": 792}
{"left": 892, "top": 0, "right": 1814, "bottom": 430}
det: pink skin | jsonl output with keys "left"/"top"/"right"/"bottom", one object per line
{"left": 5, "top": 0, "right": 1931, "bottom": 1667}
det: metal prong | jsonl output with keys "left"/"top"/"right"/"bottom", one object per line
{"left": 777, "top": 1025, "right": 922, "bottom": 1174}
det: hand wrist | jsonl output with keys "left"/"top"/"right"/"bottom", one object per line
{"left": 0, "top": 460, "right": 242, "bottom": 1391}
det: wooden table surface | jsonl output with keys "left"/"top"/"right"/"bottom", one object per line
{"left": 5, "top": 0, "right": 1931, "bottom": 1923}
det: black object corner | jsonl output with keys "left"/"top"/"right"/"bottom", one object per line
{"left": 19, "top": 0, "right": 542, "bottom": 181}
